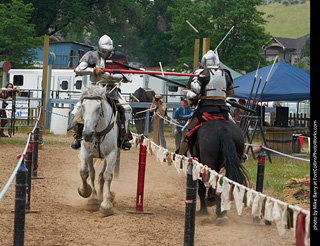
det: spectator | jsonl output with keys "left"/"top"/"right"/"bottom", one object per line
{"left": 232, "top": 99, "right": 246, "bottom": 125}
{"left": 149, "top": 94, "right": 166, "bottom": 148}
{"left": 173, "top": 95, "right": 193, "bottom": 150}
{"left": 0, "top": 83, "right": 19, "bottom": 137}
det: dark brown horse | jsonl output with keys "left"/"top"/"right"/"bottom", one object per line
{"left": 189, "top": 119, "right": 248, "bottom": 219}
{"left": 131, "top": 87, "right": 155, "bottom": 134}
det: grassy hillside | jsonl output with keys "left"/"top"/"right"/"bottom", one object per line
{"left": 257, "top": 1, "right": 310, "bottom": 38}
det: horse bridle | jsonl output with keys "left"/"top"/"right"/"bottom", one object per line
{"left": 82, "top": 96, "right": 105, "bottom": 129}
{"left": 82, "top": 96, "right": 116, "bottom": 157}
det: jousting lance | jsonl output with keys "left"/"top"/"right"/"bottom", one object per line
{"left": 107, "top": 62, "right": 255, "bottom": 113}
{"left": 111, "top": 60, "right": 188, "bottom": 87}
{"left": 102, "top": 68, "right": 198, "bottom": 77}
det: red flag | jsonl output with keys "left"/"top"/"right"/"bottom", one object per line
{"left": 298, "top": 136, "right": 304, "bottom": 151}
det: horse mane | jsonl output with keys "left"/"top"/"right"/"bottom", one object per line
{"left": 80, "top": 84, "right": 106, "bottom": 102}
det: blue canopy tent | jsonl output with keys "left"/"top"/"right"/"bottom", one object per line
{"left": 233, "top": 61, "right": 310, "bottom": 102}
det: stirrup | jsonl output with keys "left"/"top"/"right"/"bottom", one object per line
{"left": 119, "top": 140, "right": 131, "bottom": 151}
{"left": 70, "top": 138, "right": 81, "bottom": 150}
{"left": 242, "top": 153, "right": 248, "bottom": 162}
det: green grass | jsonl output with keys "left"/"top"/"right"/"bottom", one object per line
{"left": 244, "top": 155, "right": 310, "bottom": 198}
{"left": 257, "top": 1, "right": 310, "bottom": 38}
{"left": 0, "top": 127, "right": 73, "bottom": 147}
{"left": 0, "top": 136, "right": 70, "bottom": 147}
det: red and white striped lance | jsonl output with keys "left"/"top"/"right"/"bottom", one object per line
{"left": 102, "top": 68, "right": 198, "bottom": 77}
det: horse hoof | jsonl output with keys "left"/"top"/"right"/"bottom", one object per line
{"left": 88, "top": 198, "right": 100, "bottom": 205}
{"left": 216, "top": 215, "right": 229, "bottom": 226}
{"left": 99, "top": 207, "right": 114, "bottom": 216}
{"left": 205, "top": 200, "right": 216, "bottom": 207}
{"left": 78, "top": 185, "right": 92, "bottom": 198}
{"left": 196, "top": 209, "right": 209, "bottom": 217}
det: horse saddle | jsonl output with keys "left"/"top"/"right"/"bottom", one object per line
{"left": 186, "top": 112, "right": 225, "bottom": 140}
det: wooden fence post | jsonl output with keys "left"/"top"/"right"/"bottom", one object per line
{"left": 202, "top": 38, "right": 210, "bottom": 56}
{"left": 193, "top": 39, "right": 200, "bottom": 71}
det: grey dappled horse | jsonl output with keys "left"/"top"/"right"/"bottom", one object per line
{"left": 78, "top": 84, "right": 119, "bottom": 216}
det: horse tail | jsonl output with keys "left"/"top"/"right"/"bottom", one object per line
{"left": 219, "top": 128, "right": 248, "bottom": 186}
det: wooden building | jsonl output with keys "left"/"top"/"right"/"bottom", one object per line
{"left": 262, "top": 33, "right": 310, "bottom": 65}
{"left": 32, "top": 41, "right": 93, "bottom": 69}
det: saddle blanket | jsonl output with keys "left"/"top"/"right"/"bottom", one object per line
{"left": 186, "top": 112, "right": 225, "bottom": 140}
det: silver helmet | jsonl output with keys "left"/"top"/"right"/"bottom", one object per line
{"left": 98, "top": 35, "right": 114, "bottom": 55}
{"left": 201, "top": 50, "right": 220, "bottom": 68}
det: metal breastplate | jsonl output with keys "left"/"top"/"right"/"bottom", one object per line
{"left": 204, "top": 69, "right": 227, "bottom": 98}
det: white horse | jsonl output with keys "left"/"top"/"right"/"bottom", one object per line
{"left": 78, "top": 84, "right": 119, "bottom": 216}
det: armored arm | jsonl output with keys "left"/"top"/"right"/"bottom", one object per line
{"left": 75, "top": 61, "right": 94, "bottom": 76}
{"left": 187, "top": 79, "right": 201, "bottom": 99}
{"left": 186, "top": 69, "right": 204, "bottom": 100}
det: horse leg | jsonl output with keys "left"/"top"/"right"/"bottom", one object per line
{"left": 98, "top": 159, "right": 107, "bottom": 201}
{"left": 87, "top": 158, "right": 99, "bottom": 205}
{"left": 78, "top": 151, "right": 92, "bottom": 198}
{"left": 197, "top": 180, "right": 209, "bottom": 216}
{"left": 215, "top": 193, "right": 228, "bottom": 225}
{"left": 100, "top": 151, "right": 117, "bottom": 216}
{"left": 206, "top": 186, "right": 216, "bottom": 207}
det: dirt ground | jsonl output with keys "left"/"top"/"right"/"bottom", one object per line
{"left": 0, "top": 135, "right": 298, "bottom": 245}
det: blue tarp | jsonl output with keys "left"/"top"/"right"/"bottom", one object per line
{"left": 233, "top": 61, "right": 310, "bottom": 102}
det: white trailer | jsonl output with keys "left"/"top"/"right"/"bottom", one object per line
{"left": 8, "top": 69, "right": 183, "bottom": 103}
{"left": 8, "top": 69, "right": 87, "bottom": 99}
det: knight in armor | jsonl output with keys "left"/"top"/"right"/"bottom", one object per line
{"left": 177, "top": 50, "right": 235, "bottom": 155}
{"left": 70, "top": 34, "right": 132, "bottom": 150}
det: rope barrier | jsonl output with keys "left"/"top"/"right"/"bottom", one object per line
{"left": 0, "top": 134, "right": 31, "bottom": 201}
{"left": 155, "top": 113, "right": 181, "bottom": 127}
{"left": 245, "top": 143, "right": 310, "bottom": 162}
{"left": 0, "top": 110, "right": 42, "bottom": 201}
{"left": 131, "top": 133, "right": 310, "bottom": 242}
{"left": 41, "top": 107, "right": 72, "bottom": 119}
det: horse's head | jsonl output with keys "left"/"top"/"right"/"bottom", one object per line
{"left": 80, "top": 85, "right": 107, "bottom": 142}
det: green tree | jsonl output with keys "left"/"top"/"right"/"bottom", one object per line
{"left": 23, "top": 0, "right": 148, "bottom": 64}
{"left": 135, "top": 0, "right": 178, "bottom": 67}
{"left": 24, "top": 0, "right": 101, "bottom": 37}
{"left": 300, "top": 37, "right": 310, "bottom": 59}
{"left": 23, "top": 0, "right": 144, "bottom": 42}
{"left": 168, "top": 0, "right": 271, "bottom": 72}
{"left": 295, "top": 57, "right": 310, "bottom": 72}
{"left": 294, "top": 37, "right": 310, "bottom": 72}
{"left": 0, "top": 0, "right": 42, "bottom": 67}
